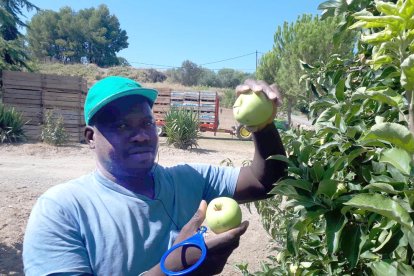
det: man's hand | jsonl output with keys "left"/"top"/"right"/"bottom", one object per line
{"left": 235, "top": 79, "right": 282, "bottom": 132}
{"left": 163, "top": 200, "right": 249, "bottom": 275}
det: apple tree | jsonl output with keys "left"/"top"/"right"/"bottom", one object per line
{"left": 239, "top": 0, "right": 414, "bottom": 275}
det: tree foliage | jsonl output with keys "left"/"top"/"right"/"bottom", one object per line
{"left": 27, "top": 5, "right": 128, "bottom": 67}
{"left": 0, "top": 0, "right": 38, "bottom": 70}
{"left": 257, "top": 14, "right": 356, "bottom": 124}
{"left": 166, "top": 60, "right": 251, "bottom": 88}
{"left": 240, "top": 1, "right": 414, "bottom": 275}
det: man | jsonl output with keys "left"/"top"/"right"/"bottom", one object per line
{"left": 23, "top": 76, "right": 286, "bottom": 275}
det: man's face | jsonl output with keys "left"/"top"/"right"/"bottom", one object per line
{"left": 90, "top": 95, "right": 159, "bottom": 177}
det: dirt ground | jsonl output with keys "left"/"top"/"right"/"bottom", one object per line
{"left": 0, "top": 128, "right": 280, "bottom": 275}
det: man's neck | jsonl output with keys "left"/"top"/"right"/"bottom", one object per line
{"left": 98, "top": 165, "right": 155, "bottom": 199}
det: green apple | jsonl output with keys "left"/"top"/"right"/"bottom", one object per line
{"left": 233, "top": 91, "right": 274, "bottom": 126}
{"left": 205, "top": 197, "right": 242, "bottom": 234}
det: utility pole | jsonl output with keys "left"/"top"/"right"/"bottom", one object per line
{"left": 255, "top": 50, "right": 258, "bottom": 72}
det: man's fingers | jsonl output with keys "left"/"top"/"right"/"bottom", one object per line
{"left": 236, "top": 79, "right": 282, "bottom": 105}
{"left": 205, "top": 221, "right": 249, "bottom": 250}
{"left": 235, "top": 84, "right": 250, "bottom": 96}
{"left": 175, "top": 201, "right": 207, "bottom": 244}
{"left": 269, "top": 83, "right": 283, "bottom": 106}
{"left": 189, "top": 200, "right": 207, "bottom": 230}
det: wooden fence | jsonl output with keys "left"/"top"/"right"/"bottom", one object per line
{"left": 0, "top": 70, "right": 87, "bottom": 142}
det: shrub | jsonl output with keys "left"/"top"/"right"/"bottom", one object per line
{"left": 41, "top": 110, "right": 69, "bottom": 146}
{"left": 164, "top": 107, "right": 199, "bottom": 150}
{"left": 0, "top": 103, "right": 26, "bottom": 143}
{"left": 220, "top": 89, "right": 237, "bottom": 108}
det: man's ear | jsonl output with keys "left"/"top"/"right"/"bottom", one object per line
{"left": 84, "top": 126, "right": 95, "bottom": 149}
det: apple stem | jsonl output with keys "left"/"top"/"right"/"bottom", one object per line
{"left": 214, "top": 203, "right": 222, "bottom": 211}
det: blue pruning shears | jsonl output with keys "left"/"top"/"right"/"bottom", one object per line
{"left": 160, "top": 226, "right": 208, "bottom": 275}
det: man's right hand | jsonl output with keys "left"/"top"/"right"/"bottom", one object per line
{"left": 162, "top": 200, "right": 249, "bottom": 275}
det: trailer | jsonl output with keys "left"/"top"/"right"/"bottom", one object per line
{"left": 152, "top": 88, "right": 235, "bottom": 137}
{"left": 152, "top": 88, "right": 289, "bottom": 140}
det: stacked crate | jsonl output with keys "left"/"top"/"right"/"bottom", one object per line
{"left": 182, "top": 91, "right": 199, "bottom": 111}
{"left": 1, "top": 70, "right": 86, "bottom": 142}
{"left": 170, "top": 91, "right": 185, "bottom": 108}
{"left": 152, "top": 88, "right": 171, "bottom": 124}
{"left": 154, "top": 89, "right": 219, "bottom": 132}
{"left": 199, "top": 91, "right": 218, "bottom": 130}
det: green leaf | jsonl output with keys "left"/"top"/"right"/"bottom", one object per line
{"left": 370, "top": 261, "right": 414, "bottom": 276}
{"left": 344, "top": 194, "right": 413, "bottom": 228}
{"left": 309, "top": 161, "right": 324, "bottom": 182}
{"left": 376, "top": 1, "right": 399, "bottom": 16}
{"left": 288, "top": 167, "right": 303, "bottom": 176}
{"left": 287, "top": 211, "right": 323, "bottom": 255}
{"left": 325, "top": 210, "right": 347, "bottom": 255}
{"left": 316, "top": 106, "right": 339, "bottom": 124}
{"left": 374, "top": 226, "right": 404, "bottom": 254}
{"left": 401, "top": 54, "right": 414, "bottom": 90}
{"left": 351, "top": 88, "right": 404, "bottom": 108}
{"left": 340, "top": 224, "right": 362, "bottom": 268}
{"left": 360, "top": 30, "right": 393, "bottom": 44}
{"left": 354, "top": 15, "right": 404, "bottom": 29}
{"left": 396, "top": 263, "right": 414, "bottom": 275}
{"left": 380, "top": 148, "right": 412, "bottom": 175}
{"left": 335, "top": 78, "right": 345, "bottom": 101}
{"left": 317, "top": 179, "right": 339, "bottom": 198}
{"left": 347, "top": 148, "right": 366, "bottom": 165}
{"left": 363, "top": 182, "right": 400, "bottom": 194}
{"left": 317, "top": 141, "right": 340, "bottom": 154}
{"left": 370, "top": 261, "right": 397, "bottom": 276}
{"left": 269, "top": 183, "right": 298, "bottom": 196}
{"left": 402, "top": 227, "right": 414, "bottom": 251}
{"left": 372, "top": 229, "right": 393, "bottom": 252}
{"left": 324, "top": 155, "right": 347, "bottom": 179}
{"left": 368, "top": 55, "right": 393, "bottom": 69}
{"left": 361, "top": 123, "right": 414, "bottom": 153}
{"left": 299, "top": 145, "right": 314, "bottom": 164}
{"left": 299, "top": 59, "right": 314, "bottom": 70}
{"left": 310, "top": 82, "right": 320, "bottom": 99}
{"left": 267, "top": 154, "right": 296, "bottom": 167}
{"left": 270, "top": 185, "right": 317, "bottom": 208}
{"left": 286, "top": 218, "right": 303, "bottom": 256}
{"left": 318, "top": 0, "right": 343, "bottom": 10}
{"left": 405, "top": 190, "right": 414, "bottom": 210}
{"left": 277, "top": 179, "right": 313, "bottom": 192}
{"left": 310, "top": 98, "right": 336, "bottom": 113}
{"left": 399, "top": 0, "right": 414, "bottom": 19}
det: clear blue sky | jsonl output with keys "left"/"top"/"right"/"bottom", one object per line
{"left": 24, "top": 1, "right": 323, "bottom": 73}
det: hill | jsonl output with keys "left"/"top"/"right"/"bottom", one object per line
{"left": 34, "top": 63, "right": 225, "bottom": 92}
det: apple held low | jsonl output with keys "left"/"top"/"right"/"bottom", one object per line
{"left": 160, "top": 197, "right": 241, "bottom": 275}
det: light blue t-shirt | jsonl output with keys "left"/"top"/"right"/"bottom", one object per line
{"left": 23, "top": 163, "right": 240, "bottom": 276}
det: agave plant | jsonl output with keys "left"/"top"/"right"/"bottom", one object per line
{"left": 0, "top": 103, "right": 26, "bottom": 143}
{"left": 164, "top": 107, "right": 199, "bottom": 150}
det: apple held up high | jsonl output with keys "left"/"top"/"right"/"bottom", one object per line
{"left": 233, "top": 91, "right": 274, "bottom": 127}
{"left": 205, "top": 197, "right": 242, "bottom": 234}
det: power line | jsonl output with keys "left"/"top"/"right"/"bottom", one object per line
{"left": 200, "top": 52, "right": 256, "bottom": 66}
{"left": 128, "top": 61, "right": 176, "bottom": 68}
{"left": 128, "top": 51, "right": 261, "bottom": 72}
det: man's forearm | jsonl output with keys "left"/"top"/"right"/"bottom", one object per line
{"left": 251, "top": 123, "right": 287, "bottom": 188}
{"left": 234, "top": 123, "right": 287, "bottom": 202}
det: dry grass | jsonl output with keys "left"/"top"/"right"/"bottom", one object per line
{"left": 35, "top": 63, "right": 229, "bottom": 96}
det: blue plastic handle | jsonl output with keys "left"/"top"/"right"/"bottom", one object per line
{"left": 160, "top": 226, "right": 208, "bottom": 275}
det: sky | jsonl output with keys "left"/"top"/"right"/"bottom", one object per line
{"left": 23, "top": 1, "right": 323, "bottom": 73}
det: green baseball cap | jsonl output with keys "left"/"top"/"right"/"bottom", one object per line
{"left": 84, "top": 76, "right": 158, "bottom": 125}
